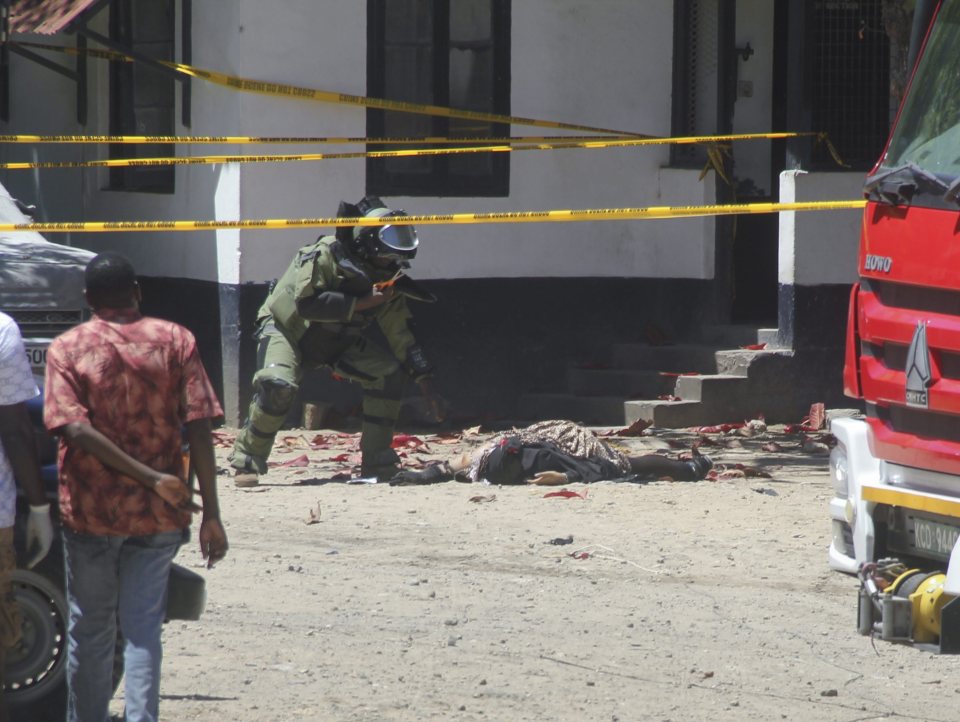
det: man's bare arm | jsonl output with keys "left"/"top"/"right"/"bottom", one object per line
{"left": 0, "top": 402, "right": 46, "bottom": 506}
{"left": 185, "top": 418, "right": 228, "bottom": 567}
{"left": 0, "top": 401, "right": 54, "bottom": 567}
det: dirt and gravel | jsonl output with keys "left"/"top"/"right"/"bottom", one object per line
{"left": 108, "top": 419, "right": 960, "bottom": 722}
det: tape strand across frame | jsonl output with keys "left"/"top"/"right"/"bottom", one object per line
{"left": 0, "top": 201, "right": 868, "bottom": 233}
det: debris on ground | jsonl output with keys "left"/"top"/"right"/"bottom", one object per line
{"left": 543, "top": 489, "right": 586, "bottom": 500}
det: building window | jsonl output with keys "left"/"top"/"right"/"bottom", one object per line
{"left": 109, "top": 0, "right": 175, "bottom": 193}
{"left": 367, "top": 0, "right": 511, "bottom": 197}
{"left": 671, "top": 0, "right": 720, "bottom": 168}
{"left": 808, "top": 0, "right": 890, "bottom": 170}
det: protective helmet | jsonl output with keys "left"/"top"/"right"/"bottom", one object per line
{"left": 337, "top": 195, "right": 418, "bottom": 263}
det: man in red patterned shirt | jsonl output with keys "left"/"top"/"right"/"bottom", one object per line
{"left": 44, "top": 252, "right": 228, "bottom": 722}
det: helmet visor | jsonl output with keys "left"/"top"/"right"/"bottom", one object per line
{"left": 378, "top": 223, "right": 418, "bottom": 253}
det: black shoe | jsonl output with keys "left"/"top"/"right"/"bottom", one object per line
{"left": 388, "top": 462, "right": 454, "bottom": 486}
{"left": 686, "top": 453, "right": 714, "bottom": 480}
{"left": 360, "top": 449, "right": 402, "bottom": 481}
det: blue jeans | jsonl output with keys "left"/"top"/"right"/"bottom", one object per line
{"left": 63, "top": 528, "right": 186, "bottom": 722}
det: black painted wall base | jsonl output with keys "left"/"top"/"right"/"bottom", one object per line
{"left": 138, "top": 276, "right": 858, "bottom": 427}
{"left": 142, "top": 276, "right": 718, "bottom": 425}
{"left": 777, "top": 282, "right": 853, "bottom": 350}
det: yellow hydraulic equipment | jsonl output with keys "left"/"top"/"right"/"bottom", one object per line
{"left": 858, "top": 559, "right": 960, "bottom": 652}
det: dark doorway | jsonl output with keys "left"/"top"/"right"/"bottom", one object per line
{"left": 730, "top": 209, "right": 778, "bottom": 324}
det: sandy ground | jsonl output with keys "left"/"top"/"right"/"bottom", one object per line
{"left": 109, "top": 420, "right": 960, "bottom": 722}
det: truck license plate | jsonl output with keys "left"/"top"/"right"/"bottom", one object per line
{"left": 912, "top": 517, "right": 960, "bottom": 558}
{"left": 24, "top": 344, "right": 47, "bottom": 371}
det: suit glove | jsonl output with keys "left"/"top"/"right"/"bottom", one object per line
{"left": 26, "top": 503, "right": 53, "bottom": 569}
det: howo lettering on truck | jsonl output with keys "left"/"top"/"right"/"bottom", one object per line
{"left": 829, "top": 0, "right": 960, "bottom": 652}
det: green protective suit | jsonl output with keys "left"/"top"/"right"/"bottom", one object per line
{"left": 231, "top": 235, "right": 433, "bottom": 475}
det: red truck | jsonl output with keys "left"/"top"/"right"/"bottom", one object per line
{"left": 829, "top": 0, "right": 960, "bottom": 651}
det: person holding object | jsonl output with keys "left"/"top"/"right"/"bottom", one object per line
{"left": 43, "top": 252, "right": 227, "bottom": 722}
{"left": 230, "top": 195, "right": 443, "bottom": 486}
{"left": 0, "top": 311, "right": 53, "bottom": 722}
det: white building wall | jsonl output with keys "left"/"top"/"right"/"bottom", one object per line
{"left": 778, "top": 169, "right": 864, "bottom": 286}
{"left": 1, "top": 1, "right": 715, "bottom": 285}
{"left": 410, "top": 0, "right": 715, "bottom": 281}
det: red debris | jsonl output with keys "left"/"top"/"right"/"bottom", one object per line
{"left": 570, "top": 551, "right": 591, "bottom": 560}
{"left": 211, "top": 429, "right": 235, "bottom": 448}
{"left": 391, "top": 434, "right": 428, "bottom": 450}
{"left": 543, "top": 489, "right": 586, "bottom": 500}
{"left": 802, "top": 402, "right": 826, "bottom": 431}
{"left": 268, "top": 454, "right": 311, "bottom": 469}
{"left": 600, "top": 418, "right": 652, "bottom": 437}
{"left": 740, "top": 343, "right": 767, "bottom": 351}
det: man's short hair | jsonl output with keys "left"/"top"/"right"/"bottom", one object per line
{"left": 84, "top": 252, "right": 138, "bottom": 309}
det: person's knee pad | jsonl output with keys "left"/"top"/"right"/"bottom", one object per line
{"left": 254, "top": 376, "right": 298, "bottom": 416}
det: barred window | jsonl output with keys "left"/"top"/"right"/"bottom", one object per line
{"left": 108, "top": 0, "right": 175, "bottom": 193}
{"left": 808, "top": 0, "right": 890, "bottom": 170}
{"left": 367, "top": 0, "right": 511, "bottom": 197}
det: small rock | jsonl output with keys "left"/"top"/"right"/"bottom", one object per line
{"left": 820, "top": 689, "right": 838, "bottom": 697}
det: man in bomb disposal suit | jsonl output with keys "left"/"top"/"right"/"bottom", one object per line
{"left": 230, "top": 196, "right": 440, "bottom": 487}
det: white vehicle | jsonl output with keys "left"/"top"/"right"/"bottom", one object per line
{"left": 0, "top": 187, "right": 94, "bottom": 374}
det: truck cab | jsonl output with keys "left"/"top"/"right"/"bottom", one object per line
{"left": 830, "top": 0, "right": 960, "bottom": 650}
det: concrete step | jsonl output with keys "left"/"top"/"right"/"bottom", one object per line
{"left": 697, "top": 324, "right": 775, "bottom": 347}
{"left": 628, "top": 374, "right": 760, "bottom": 428}
{"left": 713, "top": 348, "right": 787, "bottom": 376}
{"left": 624, "top": 399, "right": 715, "bottom": 428}
{"left": 566, "top": 367, "right": 674, "bottom": 398}
{"left": 611, "top": 343, "right": 722, "bottom": 374}
{"left": 758, "top": 328, "right": 780, "bottom": 348}
{"left": 673, "top": 374, "right": 750, "bottom": 405}
{"left": 624, "top": 394, "right": 765, "bottom": 428}
{"left": 515, "top": 393, "right": 626, "bottom": 426}
{"left": 625, "top": 349, "right": 817, "bottom": 428}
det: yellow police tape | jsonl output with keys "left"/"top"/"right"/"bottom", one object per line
{"left": 0, "top": 131, "right": 823, "bottom": 146}
{"left": 12, "top": 41, "right": 651, "bottom": 138}
{"left": 0, "top": 201, "right": 867, "bottom": 233}
{"left": 0, "top": 133, "right": 829, "bottom": 170}
{"left": 9, "top": 41, "right": 844, "bottom": 172}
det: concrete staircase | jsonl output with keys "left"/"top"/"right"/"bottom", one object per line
{"left": 516, "top": 325, "right": 796, "bottom": 428}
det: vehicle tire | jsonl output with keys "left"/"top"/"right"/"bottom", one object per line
{"left": 5, "top": 568, "right": 68, "bottom": 722}
{"left": 5, "top": 566, "right": 124, "bottom": 722}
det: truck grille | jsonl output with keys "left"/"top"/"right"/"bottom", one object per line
{"left": 868, "top": 403, "right": 960, "bottom": 443}
{"left": 874, "top": 342, "right": 960, "bottom": 381}
{"left": 864, "top": 278, "right": 960, "bottom": 316}
{"left": 6, "top": 308, "right": 84, "bottom": 336}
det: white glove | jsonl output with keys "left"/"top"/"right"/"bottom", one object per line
{"left": 25, "top": 503, "right": 53, "bottom": 569}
